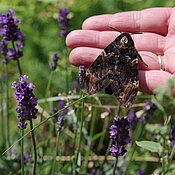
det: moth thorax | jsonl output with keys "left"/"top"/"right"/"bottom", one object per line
{"left": 120, "top": 36, "right": 128, "bottom": 44}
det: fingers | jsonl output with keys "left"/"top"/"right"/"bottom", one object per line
{"left": 66, "top": 30, "right": 165, "bottom": 54}
{"left": 163, "top": 34, "right": 175, "bottom": 74}
{"left": 70, "top": 47, "right": 173, "bottom": 93}
{"left": 82, "top": 8, "right": 172, "bottom": 36}
{"left": 69, "top": 47, "right": 160, "bottom": 71}
{"left": 168, "top": 8, "right": 175, "bottom": 35}
{"left": 69, "top": 47, "right": 101, "bottom": 67}
{"left": 164, "top": 50, "right": 175, "bottom": 74}
{"left": 139, "top": 70, "right": 172, "bottom": 93}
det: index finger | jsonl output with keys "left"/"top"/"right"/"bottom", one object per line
{"left": 82, "top": 8, "right": 172, "bottom": 36}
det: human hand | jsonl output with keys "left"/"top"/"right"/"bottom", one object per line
{"left": 66, "top": 8, "right": 175, "bottom": 93}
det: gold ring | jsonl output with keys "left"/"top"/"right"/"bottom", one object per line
{"left": 157, "top": 55, "right": 164, "bottom": 70}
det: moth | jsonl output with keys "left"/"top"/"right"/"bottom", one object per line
{"left": 79, "top": 32, "right": 148, "bottom": 108}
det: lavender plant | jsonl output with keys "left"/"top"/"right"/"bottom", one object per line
{"left": 50, "top": 52, "right": 59, "bottom": 71}
{"left": 0, "top": 9, "right": 24, "bottom": 63}
{"left": 0, "top": 9, "right": 25, "bottom": 154}
{"left": 12, "top": 75, "right": 38, "bottom": 174}
{"left": 109, "top": 115, "right": 131, "bottom": 158}
{"left": 12, "top": 75, "right": 38, "bottom": 129}
{"left": 58, "top": 8, "right": 70, "bottom": 37}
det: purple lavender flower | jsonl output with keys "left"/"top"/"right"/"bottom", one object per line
{"left": 12, "top": 75, "right": 38, "bottom": 129}
{"left": 60, "top": 30, "right": 69, "bottom": 37}
{"left": 58, "top": 100, "right": 68, "bottom": 116}
{"left": 72, "top": 81, "right": 79, "bottom": 92}
{"left": 137, "top": 169, "right": 145, "bottom": 175}
{"left": 52, "top": 100, "right": 68, "bottom": 131}
{"left": 11, "top": 148, "right": 18, "bottom": 156}
{"left": 79, "top": 65, "right": 85, "bottom": 82}
{"left": 110, "top": 144, "right": 127, "bottom": 157}
{"left": 109, "top": 115, "right": 131, "bottom": 158}
{"left": 139, "top": 100, "right": 156, "bottom": 123}
{"left": 0, "top": 9, "right": 25, "bottom": 62}
{"left": 127, "top": 109, "right": 136, "bottom": 129}
{"left": 0, "top": 39, "right": 8, "bottom": 55}
{"left": 11, "top": 148, "right": 31, "bottom": 164}
{"left": 0, "top": 9, "right": 24, "bottom": 42}
{"left": 24, "top": 152, "right": 31, "bottom": 164}
{"left": 56, "top": 115, "right": 65, "bottom": 131}
{"left": 50, "top": 52, "right": 59, "bottom": 71}
{"left": 143, "top": 100, "right": 156, "bottom": 113}
{"left": 58, "top": 8, "right": 70, "bottom": 37}
{"left": 151, "top": 135, "right": 157, "bottom": 141}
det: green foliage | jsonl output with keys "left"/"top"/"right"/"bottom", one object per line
{"left": 136, "top": 141, "right": 163, "bottom": 153}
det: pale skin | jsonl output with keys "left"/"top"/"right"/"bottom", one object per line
{"left": 66, "top": 8, "right": 175, "bottom": 94}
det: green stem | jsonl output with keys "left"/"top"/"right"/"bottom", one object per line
{"left": 75, "top": 92, "right": 85, "bottom": 173}
{"left": 21, "top": 129, "right": 24, "bottom": 175}
{"left": 12, "top": 41, "right": 22, "bottom": 75}
{"left": 170, "top": 144, "right": 175, "bottom": 160}
{"left": 45, "top": 71, "right": 53, "bottom": 98}
{"left": 97, "top": 117, "right": 109, "bottom": 152}
{"left": 17, "top": 59, "right": 22, "bottom": 75}
{"left": 63, "top": 40, "right": 69, "bottom": 93}
{"left": 112, "top": 158, "right": 118, "bottom": 175}
{"left": 2, "top": 95, "right": 88, "bottom": 156}
{"left": 65, "top": 56, "right": 69, "bottom": 93}
{"left": 30, "top": 121, "right": 37, "bottom": 175}
{"left": 72, "top": 106, "right": 80, "bottom": 174}
{"left": 162, "top": 134, "right": 166, "bottom": 175}
{"left": 124, "top": 122, "right": 144, "bottom": 175}
{"left": 52, "top": 132, "right": 60, "bottom": 175}
{"left": 4, "top": 64, "right": 10, "bottom": 151}
{"left": 0, "top": 85, "right": 5, "bottom": 148}
{"left": 84, "top": 107, "right": 98, "bottom": 172}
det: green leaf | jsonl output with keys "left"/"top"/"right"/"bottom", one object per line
{"left": 136, "top": 141, "right": 163, "bottom": 153}
{"left": 91, "top": 130, "right": 106, "bottom": 142}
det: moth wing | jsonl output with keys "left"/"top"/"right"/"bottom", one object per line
{"left": 110, "top": 54, "right": 139, "bottom": 108}
{"left": 80, "top": 42, "right": 119, "bottom": 94}
{"left": 111, "top": 79, "right": 138, "bottom": 108}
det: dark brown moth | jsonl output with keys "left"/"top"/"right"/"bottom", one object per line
{"left": 79, "top": 32, "right": 147, "bottom": 108}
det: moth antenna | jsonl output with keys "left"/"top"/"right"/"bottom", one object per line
{"left": 109, "top": 27, "right": 122, "bottom": 33}
{"left": 130, "top": 32, "right": 143, "bottom": 35}
{"left": 110, "top": 27, "right": 143, "bottom": 35}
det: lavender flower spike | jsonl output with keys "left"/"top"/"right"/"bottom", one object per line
{"left": 58, "top": 8, "right": 70, "bottom": 37}
{"left": 0, "top": 9, "right": 25, "bottom": 61}
{"left": 12, "top": 75, "right": 38, "bottom": 129}
{"left": 109, "top": 115, "right": 131, "bottom": 158}
{"left": 79, "top": 65, "right": 85, "bottom": 82}
{"left": 50, "top": 52, "right": 59, "bottom": 71}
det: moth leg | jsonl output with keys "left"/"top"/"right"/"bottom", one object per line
{"left": 131, "top": 58, "right": 138, "bottom": 66}
{"left": 138, "top": 53, "right": 148, "bottom": 67}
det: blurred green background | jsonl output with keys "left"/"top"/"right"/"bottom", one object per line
{"left": 1, "top": 1, "right": 175, "bottom": 174}
{"left": 0, "top": 0, "right": 174, "bottom": 98}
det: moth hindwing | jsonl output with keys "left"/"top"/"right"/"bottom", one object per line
{"left": 79, "top": 32, "right": 147, "bottom": 108}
